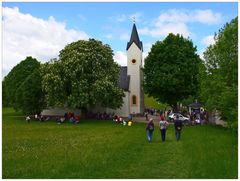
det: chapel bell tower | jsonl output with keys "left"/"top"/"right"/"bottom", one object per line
{"left": 126, "top": 23, "right": 144, "bottom": 114}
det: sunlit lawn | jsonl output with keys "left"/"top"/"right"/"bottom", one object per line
{"left": 2, "top": 108, "right": 237, "bottom": 179}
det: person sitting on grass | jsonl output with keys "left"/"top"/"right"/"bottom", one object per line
{"left": 60, "top": 117, "right": 65, "bottom": 123}
{"left": 75, "top": 116, "right": 80, "bottom": 123}
{"left": 64, "top": 113, "right": 68, "bottom": 121}
{"left": 26, "top": 116, "right": 30, "bottom": 123}
{"left": 69, "top": 116, "right": 75, "bottom": 123}
{"left": 113, "top": 114, "right": 118, "bottom": 122}
{"left": 128, "top": 113, "right": 133, "bottom": 122}
{"left": 128, "top": 121, "right": 132, "bottom": 126}
{"left": 119, "top": 117, "right": 123, "bottom": 124}
{"left": 56, "top": 117, "right": 65, "bottom": 124}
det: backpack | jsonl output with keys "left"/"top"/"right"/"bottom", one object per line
{"left": 149, "top": 124, "right": 154, "bottom": 130}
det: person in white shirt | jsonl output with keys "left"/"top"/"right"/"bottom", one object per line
{"left": 159, "top": 115, "right": 169, "bottom": 142}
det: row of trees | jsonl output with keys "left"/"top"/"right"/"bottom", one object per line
{"left": 200, "top": 17, "right": 238, "bottom": 129}
{"left": 3, "top": 39, "right": 124, "bottom": 115}
{"left": 3, "top": 17, "right": 237, "bottom": 129}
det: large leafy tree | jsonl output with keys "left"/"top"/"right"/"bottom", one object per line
{"left": 42, "top": 39, "right": 124, "bottom": 110}
{"left": 3, "top": 56, "right": 40, "bottom": 108}
{"left": 15, "top": 68, "right": 45, "bottom": 114}
{"left": 200, "top": 17, "right": 238, "bottom": 129}
{"left": 144, "top": 33, "right": 200, "bottom": 110}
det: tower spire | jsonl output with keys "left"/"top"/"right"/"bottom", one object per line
{"left": 126, "top": 23, "right": 143, "bottom": 51}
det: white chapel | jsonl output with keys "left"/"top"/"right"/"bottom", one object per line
{"left": 92, "top": 23, "right": 145, "bottom": 117}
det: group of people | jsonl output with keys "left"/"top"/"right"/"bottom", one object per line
{"left": 144, "top": 108, "right": 159, "bottom": 116}
{"left": 146, "top": 114, "right": 183, "bottom": 142}
{"left": 62, "top": 112, "right": 80, "bottom": 124}
{"left": 190, "top": 111, "right": 209, "bottom": 125}
{"left": 113, "top": 114, "right": 133, "bottom": 126}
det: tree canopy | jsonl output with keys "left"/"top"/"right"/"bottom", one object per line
{"left": 2, "top": 56, "right": 45, "bottom": 114}
{"left": 200, "top": 17, "right": 238, "bottom": 129}
{"left": 15, "top": 68, "right": 45, "bottom": 114}
{"left": 3, "top": 56, "right": 40, "bottom": 108}
{"left": 144, "top": 33, "right": 201, "bottom": 110}
{"left": 42, "top": 38, "right": 124, "bottom": 110}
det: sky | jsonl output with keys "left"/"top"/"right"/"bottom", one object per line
{"left": 2, "top": 2, "right": 238, "bottom": 78}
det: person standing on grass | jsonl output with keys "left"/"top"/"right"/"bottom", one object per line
{"left": 146, "top": 118, "right": 154, "bottom": 142}
{"left": 174, "top": 115, "right": 183, "bottom": 141}
{"left": 159, "top": 115, "right": 169, "bottom": 142}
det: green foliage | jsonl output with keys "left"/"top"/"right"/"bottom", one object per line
{"left": 181, "top": 95, "right": 195, "bottom": 107}
{"left": 144, "top": 94, "right": 170, "bottom": 110}
{"left": 2, "top": 56, "right": 40, "bottom": 109}
{"left": 15, "top": 69, "right": 45, "bottom": 114}
{"left": 144, "top": 34, "right": 200, "bottom": 109}
{"left": 200, "top": 17, "right": 238, "bottom": 129}
{"left": 3, "top": 108, "right": 237, "bottom": 178}
{"left": 2, "top": 81, "right": 10, "bottom": 107}
{"left": 42, "top": 39, "right": 124, "bottom": 110}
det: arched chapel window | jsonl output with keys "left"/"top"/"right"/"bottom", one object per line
{"left": 132, "top": 95, "right": 137, "bottom": 105}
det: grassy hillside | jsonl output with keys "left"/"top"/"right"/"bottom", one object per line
{"left": 2, "top": 108, "right": 237, "bottom": 179}
{"left": 144, "top": 94, "right": 169, "bottom": 110}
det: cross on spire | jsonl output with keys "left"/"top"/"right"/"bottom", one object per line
{"left": 132, "top": 16, "right": 136, "bottom": 24}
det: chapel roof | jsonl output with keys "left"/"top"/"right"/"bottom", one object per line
{"left": 118, "top": 66, "right": 130, "bottom": 91}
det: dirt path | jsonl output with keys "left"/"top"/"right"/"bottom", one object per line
{"left": 132, "top": 115, "right": 160, "bottom": 124}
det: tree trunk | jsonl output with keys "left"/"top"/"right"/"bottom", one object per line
{"left": 172, "top": 103, "right": 179, "bottom": 113}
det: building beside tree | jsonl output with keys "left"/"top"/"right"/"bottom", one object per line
{"left": 90, "top": 23, "right": 144, "bottom": 117}
{"left": 42, "top": 23, "right": 145, "bottom": 117}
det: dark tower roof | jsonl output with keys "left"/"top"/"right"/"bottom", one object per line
{"left": 126, "top": 23, "right": 143, "bottom": 51}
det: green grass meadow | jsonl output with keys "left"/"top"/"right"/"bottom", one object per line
{"left": 2, "top": 108, "right": 238, "bottom": 179}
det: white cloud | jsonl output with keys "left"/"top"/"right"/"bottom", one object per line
{"left": 144, "top": 42, "right": 153, "bottom": 53}
{"left": 113, "top": 51, "right": 127, "bottom": 66}
{"left": 140, "top": 22, "right": 191, "bottom": 38}
{"left": 199, "top": 35, "right": 215, "bottom": 60}
{"left": 201, "top": 35, "right": 215, "bottom": 46}
{"left": 2, "top": 7, "right": 89, "bottom": 78}
{"left": 139, "top": 9, "right": 222, "bottom": 39}
{"left": 194, "top": 10, "right": 222, "bottom": 25}
{"left": 155, "top": 9, "right": 222, "bottom": 25}
{"left": 142, "top": 42, "right": 153, "bottom": 67}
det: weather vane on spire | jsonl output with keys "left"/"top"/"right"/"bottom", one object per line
{"left": 132, "top": 16, "right": 136, "bottom": 24}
